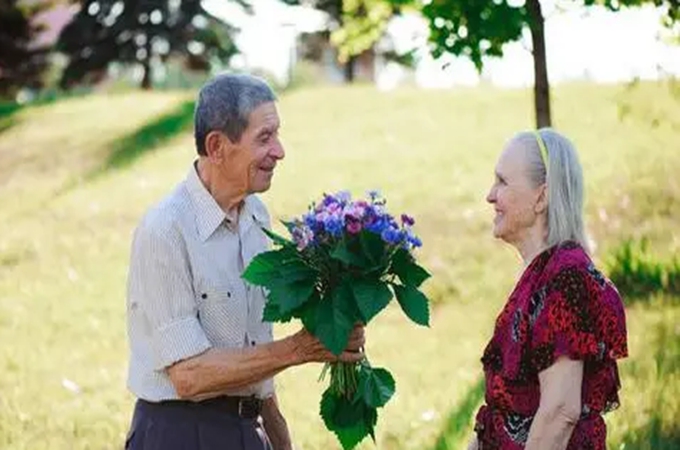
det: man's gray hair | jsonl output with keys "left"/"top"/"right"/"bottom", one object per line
{"left": 194, "top": 73, "right": 276, "bottom": 155}
{"left": 512, "top": 128, "right": 589, "bottom": 252}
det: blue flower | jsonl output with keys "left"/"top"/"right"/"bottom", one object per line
{"left": 409, "top": 236, "right": 423, "bottom": 248}
{"left": 324, "top": 216, "right": 345, "bottom": 237}
{"left": 381, "top": 227, "right": 402, "bottom": 245}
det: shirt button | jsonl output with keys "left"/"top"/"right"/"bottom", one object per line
{"left": 201, "top": 293, "right": 207, "bottom": 299}
{"left": 227, "top": 292, "right": 231, "bottom": 298}
{"left": 251, "top": 340, "right": 256, "bottom": 346}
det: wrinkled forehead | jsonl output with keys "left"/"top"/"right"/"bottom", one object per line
{"left": 246, "top": 102, "right": 280, "bottom": 133}
{"left": 496, "top": 138, "right": 532, "bottom": 176}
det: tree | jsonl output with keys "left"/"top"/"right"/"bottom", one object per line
{"left": 410, "top": 0, "right": 680, "bottom": 127}
{"left": 0, "top": 0, "right": 51, "bottom": 99}
{"left": 56, "top": 0, "right": 239, "bottom": 90}
{"left": 284, "top": 0, "right": 398, "bottom": 82}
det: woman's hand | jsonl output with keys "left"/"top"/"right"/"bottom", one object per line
{"left": 467, "top": 436, "right": 479, "bottom": 450}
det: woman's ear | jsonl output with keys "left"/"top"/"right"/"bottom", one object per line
{"left": 535, "top": 183, "right": 548, "bottom": 214}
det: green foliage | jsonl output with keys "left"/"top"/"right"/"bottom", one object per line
{"left": 607, "top": 238, "right": 680, "bottom": 301}
{"left": 357, "top": 366, "right": 395, "bottom": 408}
{"left": 282, "top": 0, "right": 413, "bottom": 76}
{"left": 243, "top": 203, "right": 429, "bottom": 448}
{"left": 404, "top": 0, "right": 679, "bottom": 72}
{"left": 56, "top": 0, "right": 239, "bottom": 89}
{"left": 351, "top": 280, "right": 393, "bottom": 323}
{"left": 319, "top": 363, "right": 394, "bottom": 449}
{"left": 430, "top": 378, "right": 485, "bottom": 450}
{"left": 422, "top": 0, "right": 526, "bottom": 71}
{"left": 0, "top": 0, "right": 50, "bottom": 98}
{"left": 393, "top": 283, "right": 430, "bottom": 326}
{"left": 316, "top": 281, "right": 359, "bottom": 355}
{"left": 331, "top": 0, "right": 393, "bottom": 63}
{"left": 243, "top": 225, "right": 431, "bottom": 356}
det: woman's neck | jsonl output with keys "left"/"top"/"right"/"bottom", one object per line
{"left": 517, "top": 228, "right": 549, "bottom": 267}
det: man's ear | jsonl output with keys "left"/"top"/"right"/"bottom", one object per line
{"left": 535, "top": 183, "right": 548, "bottom": 214}
{"left": 204, "top": 131, "right": 230, "bottom": 163}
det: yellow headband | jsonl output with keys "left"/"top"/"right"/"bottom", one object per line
{"left": 535, "top": 130, "right": 549, "bottom": 175}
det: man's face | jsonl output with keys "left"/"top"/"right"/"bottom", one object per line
{"left": 222, "top": 102, "right": 285, "bottom": 194}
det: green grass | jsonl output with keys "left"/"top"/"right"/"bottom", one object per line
{"left": 0, "top": 80, "right": 678, "bottom": 449}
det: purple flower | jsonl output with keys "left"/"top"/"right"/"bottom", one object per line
{"left": 346, "top": 220, "right": 362, "bottom": 234}
{"left": 343, "top": 203, "right": 366, "bottom": 222}
{"left": 292, "top": 224, "right": 315, "bottom": 251}
{"left": 401, "top": 214, "right": 415, "bottom": 227}
{"left": 335, "top": 190, "right": 352, "bottom": 204}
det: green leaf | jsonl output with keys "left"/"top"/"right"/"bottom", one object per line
{"left": 393, "top": 283, "right": 430, "bottom": 326}
{"left": 351, "top": 279, "right": 392, "bottom": 324}
{"left": 320, "top": 388, "right": 373, "bottom": 450}
{"left": 364, "top": 406, "right": 378, "bottom": 442}
{"left": 261, "top": 301, "right": 294, "bottom": 323}
{"left": 242, "top": 250, "right": 289, "bottom": 286}
{"left": 335, "top": 422, "right": 371, "bottom": 450}
{"left": 331, "top": 237, "right": 368, "bottom": 268}
{"left": 243, "top": 248, "right": 317, "bottom": 289}
{"left": 320, "top": 388, "right": 363, "bottom": 429}
{"left": 299, "top": 293, "right": 320, "bottom": 334}
{"left": 315, "top": 282, "right": 358, "bottom": 356}
{"left": 359, "top": 230, "right": 385, "bottom": 265}
{"left": 261, "top": 225, "right": 294, "bottom": 248}
{"left": 358, "top": 366, "right": 395, "bottom": 408}
{"left": 268, "top": 278, "right": 316, "bottom": 314}
{"left": 392, "top": 248, "right": 431, "bottom": 287}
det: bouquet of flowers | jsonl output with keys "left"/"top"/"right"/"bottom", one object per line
{"left": 243, "top": 191, "right": 430, "bottom": 449}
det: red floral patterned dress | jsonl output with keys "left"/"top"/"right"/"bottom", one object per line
{"left": 474, "top": 241, "right": 628, "bottom": 450}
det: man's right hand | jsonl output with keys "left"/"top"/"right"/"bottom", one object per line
{"left": 292, "top": 325, "right": 365, "bottom": 364}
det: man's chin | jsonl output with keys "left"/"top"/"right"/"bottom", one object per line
{"left": 252, "top": 179, "right": 273, "bottom": 193}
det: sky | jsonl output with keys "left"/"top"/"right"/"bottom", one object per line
{"left": 193, "top": 0, "right": 680, "bottom": 88}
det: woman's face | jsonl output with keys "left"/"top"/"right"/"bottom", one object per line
{"left": 486, "top": 142, "right": 545, "bottom": 246}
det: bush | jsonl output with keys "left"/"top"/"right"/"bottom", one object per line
{"left": 607, "top": 238, "right": 680, "bottom": 302}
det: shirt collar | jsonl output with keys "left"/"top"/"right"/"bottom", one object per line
{"left": 243, "top": 195, "right": 269, "bottom": 227}
{"left": 186, "top": 162, "right": 226, "bottom": 242}
{"left": 186, "top": 162, "right": 269, "bottom": 241}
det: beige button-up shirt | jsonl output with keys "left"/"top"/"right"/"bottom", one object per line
{"left": 126, "top": 163, "right": 274, "bottom": 401}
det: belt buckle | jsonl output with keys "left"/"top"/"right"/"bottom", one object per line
{"left": 238, "top": 396, "right": 258, "bottom": 419}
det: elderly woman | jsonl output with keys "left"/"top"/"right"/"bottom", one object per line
{"left": 469, "top": 129, "right": 628, "bottom": 450}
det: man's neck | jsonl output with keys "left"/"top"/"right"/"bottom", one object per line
{"left": 196, "top": 158, "right": 246, "bottom": 214}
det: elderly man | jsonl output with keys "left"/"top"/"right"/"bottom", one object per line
{"left": 124, "top": 74, "right": 365, "bottom": 450}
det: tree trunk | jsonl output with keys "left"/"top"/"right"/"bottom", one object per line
{"left": 527, "top": 0, "right": 551, "bottom": 128}
{"left": 343, "top": 55, "right": 356, "bottom": 83}
{"left": 141, "top": 61, "right": 152, "bottom": 90}
{"left": 141, "top": 39, "right": 152, "bottom": 90}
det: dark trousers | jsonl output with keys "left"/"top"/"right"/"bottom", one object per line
{"left": 125, "top": 398, "right": 272, "bottom": 450}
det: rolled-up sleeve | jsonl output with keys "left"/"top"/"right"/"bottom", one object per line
{"left": 128, "top": 224, "right": 211, "bottom": 370}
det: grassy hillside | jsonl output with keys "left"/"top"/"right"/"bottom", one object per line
{"left": 0, "top": 80, "right": 678, "bottom": 449}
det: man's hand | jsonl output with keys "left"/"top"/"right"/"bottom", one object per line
{"left": 292, "top": 324, "right": 365, "bottom": 364}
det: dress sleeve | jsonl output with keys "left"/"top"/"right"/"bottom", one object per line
{"left": 529, "top": 267, "right": 603, "bottom": 373}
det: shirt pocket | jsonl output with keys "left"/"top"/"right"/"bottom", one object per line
{"left": 195, "top": 279, "right": 247, "bottom": 347}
